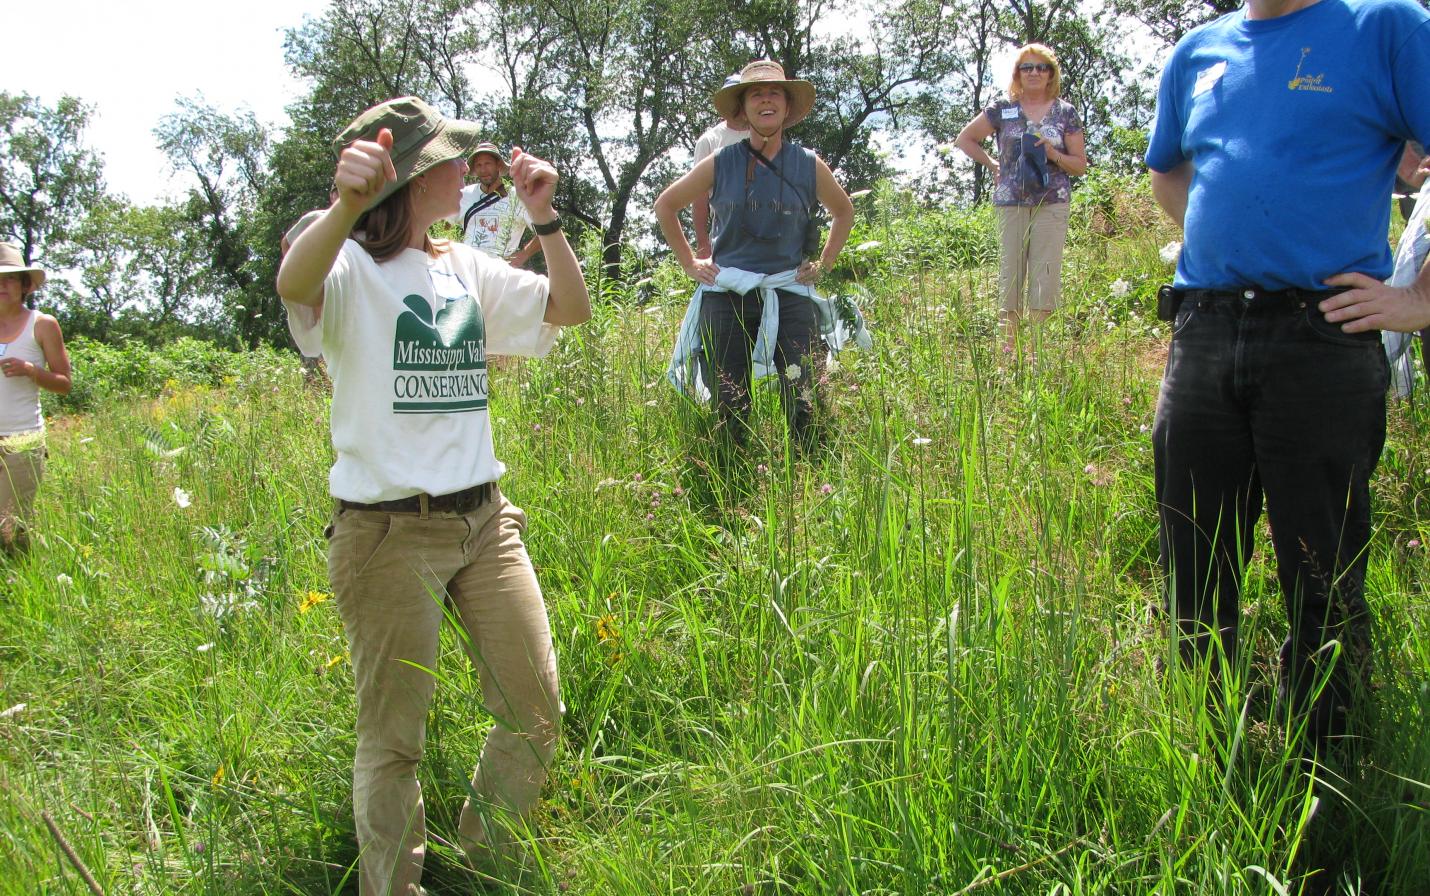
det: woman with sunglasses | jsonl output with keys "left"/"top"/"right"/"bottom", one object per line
{"left": 656, "top": 60, "right": 856, "bottom": 452}
{"left": 956, "top": 44, "right": 1087, "bottom": 354}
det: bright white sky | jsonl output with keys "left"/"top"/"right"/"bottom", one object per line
{"left": 2, "top": 0, "right": 332, "bottom": 205}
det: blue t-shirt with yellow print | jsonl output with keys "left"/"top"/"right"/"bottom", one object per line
{"left": 1145, "top": 0, "right": 1430, "bottom": 290}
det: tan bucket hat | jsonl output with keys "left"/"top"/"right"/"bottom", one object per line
{"left": 0, "top": 243, "right": 45, "bottom": 292}
{"left": 333, "top": 96, "right": 486, "bottom": 210}
{"left": 713, "top": 60, "right": 816, "bottom": 128}
{"left": 469, "top": 142, "right": 510, "bottom": 174}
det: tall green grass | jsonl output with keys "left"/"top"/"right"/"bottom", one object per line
{"left": 1, "top": 193, "right": 1426, "bottom": 895}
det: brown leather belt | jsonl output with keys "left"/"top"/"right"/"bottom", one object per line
{"left": 339, "top": 482, "right": 495, "bottom": 515}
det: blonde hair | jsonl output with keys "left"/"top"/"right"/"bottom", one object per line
{"left": 1007, "top": 44, "right": 1061, "bottom": 101}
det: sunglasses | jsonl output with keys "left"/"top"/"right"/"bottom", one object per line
{"left": 1018, "top": 62, "right": 1053, "bottom": 74}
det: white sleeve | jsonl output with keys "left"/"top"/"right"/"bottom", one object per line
{"left": 282, "top": 240, "right": 357, "bottom": 358}
{"left": 467, "top": 249, "right": 559, "bottom": 357}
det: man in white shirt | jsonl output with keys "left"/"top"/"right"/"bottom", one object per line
{"left": 451, "top": 143, "right": 544, "bottom": 268}
{"left": 691, "top": 74, "right": 750, "bottom": 258}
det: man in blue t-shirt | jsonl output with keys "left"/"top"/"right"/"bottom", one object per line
{"left": 1145, "top": 0, "right": 1430, "bottom": 759}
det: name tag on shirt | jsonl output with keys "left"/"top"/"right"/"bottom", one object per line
{"left": 1193, "top": 61, "right": 1227, "bottom": 98}
{"left": 1001, "top": 107, "right": 1020, "bottom": 120}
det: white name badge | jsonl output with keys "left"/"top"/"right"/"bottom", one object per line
{"left": 1193, "top": 61, "right": 1227, "bottom": 98}
{"left": 1001, "top": 107, "right": 1019, "bottom": 120}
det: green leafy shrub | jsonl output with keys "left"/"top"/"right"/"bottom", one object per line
{"left": 55, "top": 336, "right": 298, "bottom": 413}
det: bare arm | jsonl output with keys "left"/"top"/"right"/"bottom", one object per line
{"left": 954, "top": 113, "right": 999, "bottom": 174}
{"left": 277, "top": 129, "right": 396, "bottom": 308}
{"left": 654, "top": 157, "right": 718, "bottom": 285}
{"left": 509, "top": 148, "right": 590, "bottom": 326}
{"left": 798, "top": 156, "right": 854, "bottom": 285}
{"left": 1045, "top": 129, "right": 1088, "bottom": 177}
{"left": 693, "top": 194, "right": 714, "bottom": 258}
{"left": 2, "top": 315, "right": 72, "bottom": 394}
{"left": 1398, "top": 144, "right": 1428, "bottom": 189}
{"left": 1150, "top": 161, "right": 1192, "bottom": 227}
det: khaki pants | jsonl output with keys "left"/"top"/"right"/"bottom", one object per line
{"left": 327, "top": 487, "right": 561, "bottom": 896}
{"left": 996, "top": 202, "right": 1071, "bottom": 314}
{"left": 0, "top": 443, "right": 44, "bottom": 549}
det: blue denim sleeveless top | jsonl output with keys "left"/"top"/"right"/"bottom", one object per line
{"left": 710, "top": 139, "right": 816, "bottom": 274}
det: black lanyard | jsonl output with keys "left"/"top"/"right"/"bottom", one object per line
{"left": 461, "top": 190, "right": 505, "bottom": 234}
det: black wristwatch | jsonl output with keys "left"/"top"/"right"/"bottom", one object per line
{"left": 532, "top": 216, "right": 563, "bottom": 236}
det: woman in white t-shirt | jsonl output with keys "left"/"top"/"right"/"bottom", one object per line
{"left": 0, "top": 244, "right": 72, "bottom": 552}
{"left": 277, "top": 97, "right": 590, "bottom": 896}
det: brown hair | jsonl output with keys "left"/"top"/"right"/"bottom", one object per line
{"left": 1008, "top": 44, "right": 1062, "bottom": 101}
{"left": 353, "top": 183, "right": 439, "bottom": 262}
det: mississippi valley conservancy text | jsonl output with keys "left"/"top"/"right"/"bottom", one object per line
{"left": 394, "top": 339, "right": 486, "bottom": 369}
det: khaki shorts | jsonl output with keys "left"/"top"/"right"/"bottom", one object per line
{"left": 996, "top": 202, "right": 1071, "bottom": 313}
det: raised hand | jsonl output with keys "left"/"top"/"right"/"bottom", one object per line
{"left": 508, "top": 146, "right": 558, "bottom": 213}
{"left": 335, "top": 128, "right": 397, "bottom": 210}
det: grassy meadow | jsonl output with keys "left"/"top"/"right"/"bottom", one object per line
{"left": 2, "top": 177, "right": 1428, "bottom": 894}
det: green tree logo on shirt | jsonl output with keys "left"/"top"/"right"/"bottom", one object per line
{"left": 391, "top": 293, "right": 488, "bottom": 414}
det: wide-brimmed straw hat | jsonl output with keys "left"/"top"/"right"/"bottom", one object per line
{"left": 334, "top": 96, "right": 486, "bottom": 210}
{"left": 0, "top": 243, "right": 45, "bottom": 292}
{"left": 713, "top": 60, "right": 816, "bottom": 128}
{"left": 469, "top": 142, "right": 510, "bottom": 174}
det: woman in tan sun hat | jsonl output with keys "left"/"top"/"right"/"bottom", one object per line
{"left": 0, "top": 243, "right": 72, "bottom": 553}
{"left": 656, "top": 60, "right": 861, "bottom": 453}
{"left": 277, "top": 96, "right": 590, "bottom": 895}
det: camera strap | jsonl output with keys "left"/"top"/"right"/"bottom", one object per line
{"left": 461, "top": 190, "right": 506, "bottom": 234}
{"left": 742, "top": 140, "right": 815, "bottom": 213}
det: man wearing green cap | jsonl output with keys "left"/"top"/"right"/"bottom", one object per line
{"left": 449, "top": 142, "right": 543, "bottom": 268}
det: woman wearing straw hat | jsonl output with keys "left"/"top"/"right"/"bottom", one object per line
{"left": 955, "top": 43, "right": 1086, "bottom": 355}
{"left": 277, "top": 96, "right": 590, "bottom": 895}
{"left": 0, "top": 244, "right": 72, "bottom": 553}
{"left": 656, "top": 60, "right": 858, "bottom": 451}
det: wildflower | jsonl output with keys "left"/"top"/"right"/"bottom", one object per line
{"left": 533, "top": 423, "right": 543, "bottom": 433}
{"left": 575, "top": 397, "right": 586, "bottom": 406}
{"left": 912, "top": 437, "right": 932, "bottom": 447}
{"left": 596, "top": 614, "right": 620, "bottom": 642}
{"left": 56, "top": 573, "right": 73, "bottom": 588}
{"left": 193, "top": 841, "right": 206, "bottom": 855}
{"left": 196, "top": 643, "right": 215, "bottom": 653}
{"left": 1110, "top": 278, "right": 1131, "bottom": 298}
{"left": 1122, "top": 395, "right": 1133, "bottom": 407}
{"left": 298, "top": 590, "right": 330, "bottom": 614}
{"left": 1159, "top": 241, "right": 1182, "bottom": 265}
{"left": 325, "top": 653, "right": 347, "bottom": 670}
{"left": 211, "top": 766, "right": 224, "bottom": 788}
{"left": 820, "top": 483, "right": 833, "bottom": 495}
{"left": 756, "top": 464, "right": 769, "bottom": 475}
{"left": 632, "top": 472, "right": 643, "bottom": 482}
{"left": 784, "top": 363, "right": 802, "bottom": 380}
{"left": 1410, "top": 539, "right": 1423, "bottom": 549}
{"left": 0, "top": 703, "right": 27, "bottom": 719}
{"left": 173, "top": 487, "right": 192, "bottom": 509}
{"left": 645, "top": 513, "right": 654, "bottom": 521}
{"left": 1139, "top": 424, "right": 1150, "bottom": 433}
{"left": 672, "top": 486, "right": 684, "bottom": 497}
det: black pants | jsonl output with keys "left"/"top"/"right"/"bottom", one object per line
{"left": 698, "top": 288, "right": 819, "bottom": 446}
{"left": 1152, "top": 292, "right": 1387, "bottom": 750}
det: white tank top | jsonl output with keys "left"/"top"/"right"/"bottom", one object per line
{"left": 0, "top": 311, "right": 46, "bottom": 436}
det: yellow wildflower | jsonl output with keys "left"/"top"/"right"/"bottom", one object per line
{"left": 595, "top": 613, "right": 619, "bottom": 643}
{"left": 211, "top": 765, "right": 225, "bottom": 788}
{"left": 298, "top": 590, "right": 331, "bottom": 614}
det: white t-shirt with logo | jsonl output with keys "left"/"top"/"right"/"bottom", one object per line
{"left": 283, "top": 240, "right": 557, "bottom": 502}
{"left": 452, "top": 185, "right": 533, "bottom": 259}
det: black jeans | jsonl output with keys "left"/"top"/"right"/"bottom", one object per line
{"left": 1153, "top": 291, "right": 1387, "bottom": 750}
{"left": 698, "top": 288, "right": 819, "bottom": 446}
